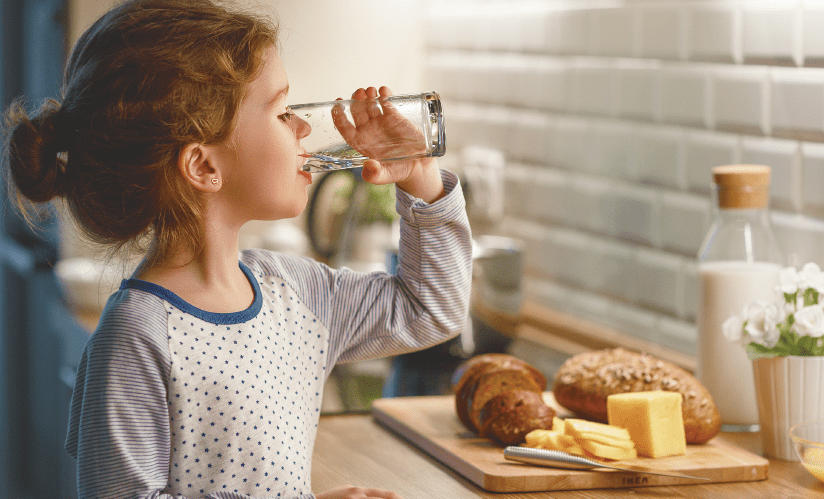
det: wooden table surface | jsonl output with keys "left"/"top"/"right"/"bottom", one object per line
{"left": 312, "top": 412, "right": 824, "bottom": 499}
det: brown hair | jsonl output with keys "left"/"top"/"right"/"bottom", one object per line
{"left": 2, "top": 0, "right": 278, "bottom": 265}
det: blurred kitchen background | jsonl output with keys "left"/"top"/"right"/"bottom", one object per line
{"left": 4, "top": 0, "right": 824, "bottom": 497}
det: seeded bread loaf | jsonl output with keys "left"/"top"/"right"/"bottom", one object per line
{"left": 552, "top": 348, "right": 721, "bottom": 444}
{"left": 453, "top": 354, "right": 554, "bottom": 446}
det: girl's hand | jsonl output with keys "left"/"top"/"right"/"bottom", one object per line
{"left": 333, "top": 86, "right": 445, "bottom": 203}
{"left": 333, "top": 87, "right": 427, "bottom": 165}
{"left": 315, "top": 484, "right": 404, "bottom": 499}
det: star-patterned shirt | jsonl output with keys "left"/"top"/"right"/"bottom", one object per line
{"left": 65, "top": 170, "right": 472, "bottom": 499}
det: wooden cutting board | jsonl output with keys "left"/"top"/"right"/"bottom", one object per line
{"left": 371, "top": 394, "right": 769, "bottom": 493}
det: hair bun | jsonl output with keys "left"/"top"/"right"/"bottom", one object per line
{"left": 51, "top": 110, "right": 74, "bottom": 153}
{"left": 5, "top": 99, "right": 68, "bottom": 203}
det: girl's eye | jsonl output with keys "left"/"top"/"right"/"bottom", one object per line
{"left": 278, "top": 109, "right": 294, "bottom": 123}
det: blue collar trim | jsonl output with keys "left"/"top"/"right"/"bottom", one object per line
{"left": 120, "top": 262, "right": 263, "bottom": 325}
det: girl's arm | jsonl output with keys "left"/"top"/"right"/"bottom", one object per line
{"left": 248, "top": 168, "right": 472, "bottom": 370}
{"left": 65, "top": 291, "right": 177, "bottom": 498}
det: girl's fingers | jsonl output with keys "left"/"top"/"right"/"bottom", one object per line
{"left": 377, "top": 87, "right": 401, "bottom": 118}
{"left": 363, "top": 488, "right": 403, "bottom": 499}
{"left": 349, "top": 88, "right": 370, "bottom": 127}
{"left": 331, "top": 99, "right": 357, "bottom": 140}
{"left": 316, "top": 485, "right": 404, "bottom": 499}
{"left": 361, "top": 159, "right": 415, "bottom": 187}
{"left": 378, "top": 99, "right": 400, "bottom": 119}
{"left": 360, "top": 160, "right": 398, "bottom": 186}
{"left": 363, "top": 86, "right": 382, "bottom": 120}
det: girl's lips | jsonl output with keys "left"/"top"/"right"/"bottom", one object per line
{"left": 297, "top": 148, "right": 311, "bottom": 182}
{"left": 297, "top": 149, "right": 310, "bottom": 169}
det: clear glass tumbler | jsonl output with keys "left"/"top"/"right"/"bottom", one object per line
{"left": 290, "top": 91, "right": 446, "bottom": 173}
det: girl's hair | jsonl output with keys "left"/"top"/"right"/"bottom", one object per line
{"left": 2, "top": 0, "right": 278, "bottom": 265}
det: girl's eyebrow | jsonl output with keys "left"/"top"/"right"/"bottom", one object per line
{"left": 269, "top": 84, "right": 289, "bottom": 106}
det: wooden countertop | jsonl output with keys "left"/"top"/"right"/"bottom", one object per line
{"left": 312, "top": 412, "right": 824, "bottom": 499}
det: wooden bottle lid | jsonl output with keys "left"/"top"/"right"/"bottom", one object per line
{"left": 711, "top": 164, "right": 771, "bottom": 209}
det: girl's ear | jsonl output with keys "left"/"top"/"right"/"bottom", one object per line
{"left": 178, "top": 143, "right": 221, "bottom": 192}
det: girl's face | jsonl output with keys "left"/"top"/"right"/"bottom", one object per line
{"left": 213, "top": 46, "right": 312, "bottom": 223}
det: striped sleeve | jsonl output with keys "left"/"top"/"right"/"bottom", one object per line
{"left": 64, "top": 289, "right": 176, "bottom": 498}
{"left": 244, "top": 169, "right": 473, "bottom": 370}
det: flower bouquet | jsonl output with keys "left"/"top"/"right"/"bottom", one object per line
{"left": 723, "top": 262, "right": 824, "bottom": 359}
{"left": 723, "top": 263, "right": 824, "bottom": 460}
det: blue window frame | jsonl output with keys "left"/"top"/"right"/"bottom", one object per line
{"left": 1, "top": 1, "right": 87, "bottom": 497}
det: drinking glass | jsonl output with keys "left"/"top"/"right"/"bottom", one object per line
{"left": 290, "top": 91, "right": 446, "bottom": 173}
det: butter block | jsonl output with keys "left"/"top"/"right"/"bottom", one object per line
{"left": 607, "top": 391, "right": 687, "bottom": 458}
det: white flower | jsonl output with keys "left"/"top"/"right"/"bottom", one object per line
{"left": 726, "top": 262, "right": 824, "bottom": 355}
{"left": 785, "top": 299, "right": 799, "bottom": 316}
{"left": 796, "top": 293, "right": 806, "bottom": 312}
{"left": 763, "top": 323, "right": 781, "bottom": 348}
{"left": 808, "top": 271, "right": 824, "bottom": 296}
{"left": 743, "top": 300, "right": 784, "bottom": 345}
{"left": 722, "top": 315, "right": 744, "bottom": 342}
{"left": 799, "top": 262, "right": 824, "bottom": 297}
{"left": 779, "top": 266, "right": 800, "bottom": 294}
{"left": 799, "top": 262, "right": 822, "bottom": 284}
{"left": 794, "top": 305, "right": 824, "bottom": 338}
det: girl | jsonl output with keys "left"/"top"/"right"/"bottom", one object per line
{"left": 2, "top": 1, "right": 472, "bottom": 498}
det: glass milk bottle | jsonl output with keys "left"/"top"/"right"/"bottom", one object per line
{"left": 697, "top": 165, "right": 782, "bottom": 430}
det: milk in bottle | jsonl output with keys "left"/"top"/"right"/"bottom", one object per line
{"left": 696, "top": 165, "right": 782, "bottom": 429}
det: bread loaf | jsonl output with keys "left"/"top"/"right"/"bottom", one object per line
{"left": 552, "top": 348, "right": 721, "bottom": 444}
{"left": 453, "top": 354, "right": 554, "bottom": 446}
{"left": 454, "top": 354, "right": 546, "bottom": 430}
{"left": 467, "top": 367, "right": 545, "bottom": 432}
{"left": 477, "top": 390, "right": 547, "bottom": 438}
{"left": 452, "top": 353, "right": 544, "bottom": 399}
{"left": 482, "top": 399, "right": 555, "bottom": 446}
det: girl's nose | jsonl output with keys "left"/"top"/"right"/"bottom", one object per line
{"left": 293, "top": 114, "right": 311, "bottom": 139}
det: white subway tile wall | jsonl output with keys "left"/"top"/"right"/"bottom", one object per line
{"left": 802, "top": 142, "right": 824, "bottom": 217}
{"left": 660, "top": 65, "right": 712, "bottom": 127}
{"left": 689, "top": 4, "right": 741, "bottom": 64}
{"left": 741, "top": 3, "right": 800, "bottom": 66}
{"left": 640, "top": 5, "right": 687, "bottom": 61}
{"left": 713, "top": 66, "right": 770, "bottom": 134}
{"left": 770, "top": 67, "right": 824, "bottom": 139}
{"left": 803, "top": 6, "right": 824, "bottom": 64}
{"left": 426, "top": 0, "right": 824, "bottom": 355}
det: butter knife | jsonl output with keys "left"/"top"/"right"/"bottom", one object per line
{"left": 504, "top": 446, "right": 709, "bottom": 481}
